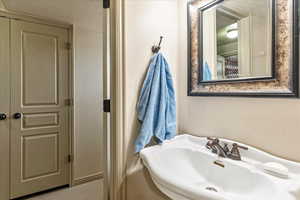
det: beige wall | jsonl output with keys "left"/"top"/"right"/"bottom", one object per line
{"left": 124, "top": 0, "right": 179, "bottom": 199}
{"left": 0, "top": 0, "right": 6, "bottom": 11}
{"left": 73, "top": 25, "right": 103, "bottom": 182}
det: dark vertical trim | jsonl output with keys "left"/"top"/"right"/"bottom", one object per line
{"left": 271, "top": 0, "right": 277, "bottom": 80}
{"left": 198, "top": 7, "right": 203, "bottom": 83}
{"left": 293, "top": 0, "right": 299, "bottom": 97}
{"left": 187, "top": 1, "right": 193, "bottom": 96}
{"left": 103, "top": 99, "right": 111, "bottom": 113}
{"left": 103, "top": 0, "right": 110, "bottom": 9}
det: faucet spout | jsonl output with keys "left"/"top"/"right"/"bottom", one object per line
{"left": 213, "top": 143, "right": 228, "bottom": 158}
{"left": 206, "top": 138, "right": 228, "bottom": 158}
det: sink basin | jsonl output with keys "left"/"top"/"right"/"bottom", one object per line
{"left": 140, "top": 134, "right": 300, "bottom": 200}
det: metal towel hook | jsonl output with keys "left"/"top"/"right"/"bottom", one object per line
{"left": 152, "top": 36, "right": 163, "bottom": 53}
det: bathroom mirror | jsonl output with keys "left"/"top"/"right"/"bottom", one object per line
{"left": 200, "top": 0, "right": 273, "bottom": 82}
{"left": 188, "top": 0, "right": 299, "bottom": 97}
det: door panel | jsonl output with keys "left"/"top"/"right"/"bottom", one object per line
{"left": 23, "top": 113, "right": 59, "bottom": 128}
{"left": 10, "top": 20, "right": 70, "bottom": 199}
{"left": 22, "top": 133, "right": 59, "bottom": 179}
{"left": 22, "top": 32, "right": 59, "bottom": 106}
{"left": 0, "top": 17, "right": 10, "bottom": 200}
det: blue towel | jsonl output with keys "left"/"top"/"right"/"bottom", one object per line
{"left": 134, "top": 53, "right": 176, "bottom": 153}
{"left": 203, "top": 62, "right": 212, "bottom": 81}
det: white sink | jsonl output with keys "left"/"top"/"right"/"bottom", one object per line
{"left": 140, "top": 134, "right": 300, "bottom": 200}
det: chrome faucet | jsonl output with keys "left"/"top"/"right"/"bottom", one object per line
{"left": 206, "top": 137, "right": 248, "bottom": 160}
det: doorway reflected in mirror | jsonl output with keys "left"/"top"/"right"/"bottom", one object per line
{"left": 201, "top": 0, "right": 272, "bottom": 82}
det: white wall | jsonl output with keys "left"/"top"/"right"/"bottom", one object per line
{"left": 124, "top": 0, "right": 179, "bottom": 199}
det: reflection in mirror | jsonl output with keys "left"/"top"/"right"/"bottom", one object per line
{"left": 201, "top": 0, "right": 273, "bottom": 82}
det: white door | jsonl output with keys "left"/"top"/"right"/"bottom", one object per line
{"left": 10, "top": 20, "right": 70, "bottom": 199}
{"left": 0, "top": 16, "right": 10, "bottom": 200}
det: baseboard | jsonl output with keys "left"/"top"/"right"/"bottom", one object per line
{"left": 72, "top": 172, "right": 103, "bottom": 186}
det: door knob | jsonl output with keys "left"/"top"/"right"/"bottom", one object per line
{"left": 0, "top": 113, "right": 7, "bottom": 120}
{"left": 13, "top": 113, "right": 22, "bottom": 119}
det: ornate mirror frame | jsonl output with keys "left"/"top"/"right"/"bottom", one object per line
{"left": 187, "top": 0, "right": 299, "bottom": 97}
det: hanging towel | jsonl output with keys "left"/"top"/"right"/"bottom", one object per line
{"left": 134, "top": 53, "right": 176, "bottom": 153}
{"left": 203, "top": 61, "right": 212, "bottom": 81}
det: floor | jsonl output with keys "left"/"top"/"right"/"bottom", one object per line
{"left": 23, "top": 179, "right": 104, "bottom": 200}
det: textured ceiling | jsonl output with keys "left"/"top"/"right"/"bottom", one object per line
{"left": 2, "top": 0, "right": 102, "bottom": 31}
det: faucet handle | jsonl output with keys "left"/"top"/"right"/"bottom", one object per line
{"left": 207, "top": 137, "right": 215, "bottom": 141}
{"left": 207, "top": 137, "right": 219, "bottom": 144}
{"left": 233, "top": 143, "right": 248, "bottom": 151}
{"left": 228, "top": 143, "right": 248, "bottom": 160}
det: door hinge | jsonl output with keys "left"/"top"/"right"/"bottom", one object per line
{"left": 65, "top": 42, "right": 72, "bottom": 50}
{"left": 68, "top": 155, "right": 74, "bottom": 163}
{"left": 65, "top": 98, "right": 73, "bottom": 106}
{"left": 103, "top": 99, "right": 110, "bottom": 113}
{"left": 103, "top": 0, "right": 110, "bottom": 8}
